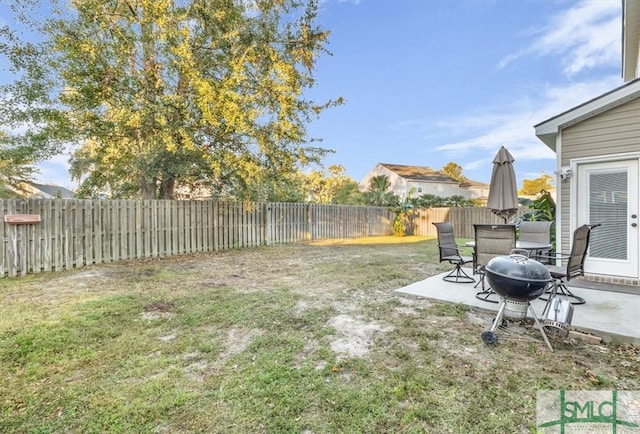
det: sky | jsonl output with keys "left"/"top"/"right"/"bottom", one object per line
{"left": 305, "top": 0, "right": 623, "bottom": 186}
{"left": 5, "top": 0, "right": 626, "bottom": 189}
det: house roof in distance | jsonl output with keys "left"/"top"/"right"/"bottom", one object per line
{"left": 378, "top": 163, "right": 489, "bottom": 188}
{"left": 459, "top": 179, "right": 489, "bottom": 188}
{"left": 29, "top": 182, "right": 75, "bottom": 198}
{"left": 378, "top": 163, "right": 458, "bottom": 183}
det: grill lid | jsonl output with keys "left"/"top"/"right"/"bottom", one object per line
{"left": 485, "top": 254, "right": 551, "bottom": 283}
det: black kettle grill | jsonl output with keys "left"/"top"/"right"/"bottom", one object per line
{"left": 481, "top": 254, "right": 555, "bottom": 350}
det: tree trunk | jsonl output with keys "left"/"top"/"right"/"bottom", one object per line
{"left": 141, "top": 181, "right": 157, "bottom": 200}
{"left": 159, "top": 177, "right": 175, "bottom": 199}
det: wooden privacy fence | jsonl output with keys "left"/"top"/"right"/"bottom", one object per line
{"left": 0, "top": 199, "right": 394, "bottom": 278}
{"left": 408, "top": 207, "right": 530, "bottom": 238}
{"left": 1, "top": 199, "right": 529, "bottom": 278}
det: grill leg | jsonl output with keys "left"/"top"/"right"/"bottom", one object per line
{"left": 481, "top": 300, "right": 507, "bottom": 345}
{"left": 490, "top": 301, "right": 507, "bottom": 333}
{"left": 528, "top": 303, "right": 553, "bottom": 352}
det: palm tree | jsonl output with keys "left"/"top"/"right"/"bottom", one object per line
{"left": 365, "top": 175, "right": 398, "bottom": 206}
{"left": 447, "top": 195, "right": 467, "bottom": 207}
{"left": 417, "top": 194, "right": 445, "bottom": 208}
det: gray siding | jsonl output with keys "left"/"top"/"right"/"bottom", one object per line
{"left": 559, "top": 96, "right": 640, "bottom": 249}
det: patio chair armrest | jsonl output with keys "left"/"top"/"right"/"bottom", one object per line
{"left": 439, "top": 242, "right": 471, "bottom": 252}
{"left": 535, "top": 251, "right": 572, "bottom": 261}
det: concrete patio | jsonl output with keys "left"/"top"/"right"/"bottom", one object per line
{"left": 396, "top": 267, "right": 640, "bottom": 345}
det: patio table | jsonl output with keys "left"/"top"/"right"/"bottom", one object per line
{"left": 465, "top": 240, "right": 551, "bottom": 254}
{"left": 465, "top": 240, "right": 552, "bottom": 274}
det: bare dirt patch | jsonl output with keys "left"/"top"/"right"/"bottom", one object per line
{"left": 217, "top": 327, "right": 264, "bottom": 365}
{"left": 327, "top": 314, "right": 393, "bottom": 360}
{"left": 141, "top": 300, "right": 176, "bottom": 320}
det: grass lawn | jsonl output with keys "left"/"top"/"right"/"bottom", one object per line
{"left": 1, "top": 236, "right": 638, "bottom": 433}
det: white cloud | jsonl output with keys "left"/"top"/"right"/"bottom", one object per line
{"left": 499, "top": 0, "right": 621, "bottom": 77}
{"left": 35, "top": 153, "right": 76, "bottom": 189}
{"left": 434, "top": 75, "right": 622, "bottom": 172}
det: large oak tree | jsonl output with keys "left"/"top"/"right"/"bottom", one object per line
{"left": 2, "top": 0, "right": 340, "bottom": 199}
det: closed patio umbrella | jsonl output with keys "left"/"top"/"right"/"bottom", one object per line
{"left": 487, "top": 146, "right": 518, "bottom": 223}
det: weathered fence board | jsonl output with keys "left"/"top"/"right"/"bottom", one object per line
{"left": 0, "top": 200, "right": 395, "bottom": 277}
{"left": 410, "top": 207, "right": 529, "bottom": 238}
{"left": 0, "top": 199, "right": 524, "bottom": 278}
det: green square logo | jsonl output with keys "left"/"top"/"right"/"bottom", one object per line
{"left": 537, "top": 390, "right": 640, "bottom": 433}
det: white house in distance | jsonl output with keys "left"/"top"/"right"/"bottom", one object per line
{"left": 359, "top": 163, "right": 489, "bottom": 202}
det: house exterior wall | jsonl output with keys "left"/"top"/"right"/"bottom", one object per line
{"left": 358, "top": 165, "right": 408, "bottom": 196}
{"left": 359, "top": 164, "right": 482, "bottom": 199}
{"left": 359, "top": 165, "right": 391, "bottom": 192}
{"left": 406, "top": 180, "right": 462, "bottom": 198}
{"left": 559, "top": 96, "right": 640, "bottom": 265}
{"left": 462, "top": 185, "right": 490, "bottom": 201}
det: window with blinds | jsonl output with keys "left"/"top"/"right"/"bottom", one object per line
{"left": 589, "top": 170, "right": 627, "bottom": 260}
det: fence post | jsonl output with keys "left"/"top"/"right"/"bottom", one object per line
{"left": 265, "top": 203, "right": 272, "bottom": 246}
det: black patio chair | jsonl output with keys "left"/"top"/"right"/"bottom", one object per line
{"left": 518, "top": 221, "right": 553, "bottom": 263}
{"left": 473, "top": 224, "right": 517, "bottom": 303}
{"left": 433, "top": 222, "right": 475, "bottom": 283}
{"left": 538, "top": 223, "right": 600, "bottom": 305}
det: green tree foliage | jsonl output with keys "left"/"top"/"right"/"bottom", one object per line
{"left": 301, "top": 164, "right": 362, "bottom": 204}
{"left": 391, "top": 191, "right": 419, "bottom": 237}
{"left": 441, "top": 162, "right": 465, "bottom": 181}
{"left": 364, "top": 175, "right": 398, "bottom": 207}
{"left": 331, "top": 182, "right": 364, "bottom": 205}
{"left": 446, "top": 194, "right": 467, "bottom": 207}
{"left": 0, "top": 131, "right": 38, "bottom": 198}
{"left": 518, "top": 189, "right": 556, "bottom": 222}
{"left": 519, "top": 173, "right": 554, "bottom": 196}
{"left": 229, "top": 169, "right": 306, "bottom": 203}
{"left": 415, "top": 194, "right": 445, "bottom": 208}
{"left": 0, "top": 16, "right": 65, "bottom": 193}
{"left": 2, "top": 0, "right": 341, "bottom": 199}
{"left": 414, "top": 193, "right": 476, "bottom": 208}
{"left": 516, "top": 189, "right": 556, "bottom": 248}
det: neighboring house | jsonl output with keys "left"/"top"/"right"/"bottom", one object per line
{"left": 359, "top": 163, "right": 489, "bottom": 202}
{"left": 15, "top": 182, "right": 75, "bottom": 199}
{"left": 459, "top": 179, "right": 490, "bottom": 203}
{"left": 533, "top": 0, "right": 640, "bottom": 286}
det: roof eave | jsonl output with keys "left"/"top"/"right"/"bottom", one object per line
{"left": 623, "top": 0, "right": 640, "bottom": 82}
{"left": 534, "top": 78, "right": 640, "bottom": 151}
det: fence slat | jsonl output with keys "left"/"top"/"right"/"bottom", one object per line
{"left": 29, "top": 200, "right": 41, "bottom": 273}
{"left": 0, "top": 200, "right": 5, "bottom": 276}
{"left": 2, "top": 198, "right": 522, "bottom": 278}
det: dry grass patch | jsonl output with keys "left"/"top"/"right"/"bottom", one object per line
{"left": 1, "top": 239, "right": 638, "bottom": 433}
